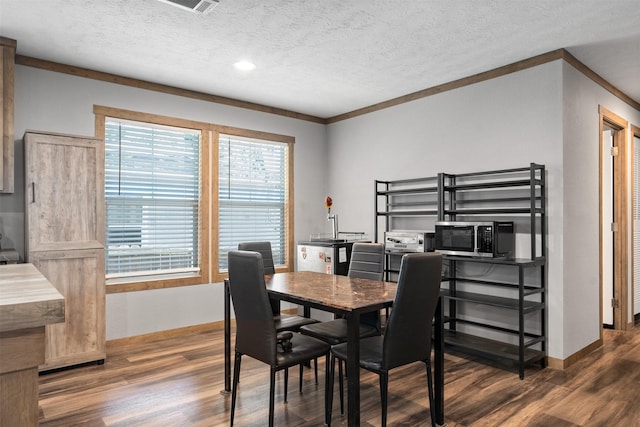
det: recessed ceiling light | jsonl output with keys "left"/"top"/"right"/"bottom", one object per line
{"left": 233, "top": 60, "right": 256, "bottom": 71}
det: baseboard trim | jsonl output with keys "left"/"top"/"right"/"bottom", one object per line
{"left": 106, "top": 308, "right": 300, "bottom": 348}
{"left": 106, "top": 322, "right": 222, "bottom": 349}
{"left": 546, "top": 337, "right": 603, "bottom": 370}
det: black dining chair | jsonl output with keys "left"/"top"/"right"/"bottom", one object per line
{"left": 300, "top": 242, "right": 385, "bottom": 342}
{"left": 238, "top": 242, "right": 318, "bottom": 396}
{"left": 329, "top": 252, "right": 442, "bottom": 427}
{"left": 299, "top": 242, "right": 385, "bottom": 412}
{"left": 228, "top": 250, "right": 331, "bottom": 427}
{"left": 237, "top": 241, "right": 319, "bottom": 333}
{"left": 237, "top": 241, "right": 320, "bottom": 395}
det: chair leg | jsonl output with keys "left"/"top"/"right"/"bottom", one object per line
{"left": 230, "top": 352, "right": 242, "bottom": 426}
{"left": 426, "top": 361, "right": 436, "bottom": 427}
{"left": 328, "top": 354, "right": 336, "bottom": 424}
{"left": 380, "top": 372, "right": 388, "bottom": 427}
{"left": 325, "top": 353, "right": 331, "bottom": 426}
{"left": 299, "top": 363, "right": 304, "bottom": 393}
{"left": 315, "top": 358, "right": 319, "bottom": 384}
{"left": 269, "top": 368, "right": 276, "bottom": 427}
{"left": 284, "top": 368, "right": 289, "bottom": 403}
{"left": 338, "top": 356, "right": 344, "bottom": 415}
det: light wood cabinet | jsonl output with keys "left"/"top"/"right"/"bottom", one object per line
{"left": 24, "top": 131, "right": 106, "bottom": 370}
{"left": 0, "top": 263, "right": 65, "bottom": 426}
{"left": 1, "top": 37, "right": 16, "bottom": 193}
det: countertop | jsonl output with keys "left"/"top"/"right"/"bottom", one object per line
{"left": 0, "top": 263, "right": 65, "bottom": 333}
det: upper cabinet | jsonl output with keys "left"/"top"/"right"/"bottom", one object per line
{"left": 24, "top": 131, "right": 105, "bottom": 253}
{"left": 0, "top": 37, "right": 16, "bottom": 194}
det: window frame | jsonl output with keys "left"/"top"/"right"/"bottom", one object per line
{"left": 210, "top": 126, "right": 295, "bottom": 283}
{"left": 95, "top": 105, "right": 210, "bottom": 293}
{"left": 95, "top": 106, "right": 295, "bottom": 291}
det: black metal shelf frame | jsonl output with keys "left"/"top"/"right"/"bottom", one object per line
{"left": 439, "top": 163, "right": 546, "bottom": 261}
{"left": 375, "top": 164, "right": 546, "bottom": 379}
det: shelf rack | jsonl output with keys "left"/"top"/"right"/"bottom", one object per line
{"left": 375, "top": 163, "right": 546, "bottom": 379}
{"left": 375, "top": 175, "right": 439, "bottom": 281}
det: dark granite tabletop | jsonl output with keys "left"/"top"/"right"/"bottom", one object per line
{"left": 265, "top": 270, "right": 397, "bottom": 313}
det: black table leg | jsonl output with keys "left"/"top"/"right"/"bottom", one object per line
{"left": 346, "top": 311, "right": 361, "bottom": 426}
{"left": 221, "top": 279, "right": 231, "bottom": 395}
{"left": 434, "top": 297, "right": 444, "bottom": 425}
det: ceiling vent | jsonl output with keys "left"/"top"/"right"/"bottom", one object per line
{"left": 157, "top": 0, "right": 219, "bottom": 15}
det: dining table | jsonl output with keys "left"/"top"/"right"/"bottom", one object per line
{"left": 222, "top": 270, "right": 444, "bottom": 426}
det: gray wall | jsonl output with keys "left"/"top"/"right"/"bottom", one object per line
{"left": 326, "top": 60, "right": 563, "bottom": 358}
{"left": 325, "top": 59, "right": 640, "bottom": 360}
{"left": 561, "top": 61, "right": 640, "bottom": 356}
{"left": 2, "top": 59, "right": 639, "bottom": 359}
{"left": 0, "top": 65, "right": 328, "bottom": 339}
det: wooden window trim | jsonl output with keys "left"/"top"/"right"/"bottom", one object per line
{"left": 95, "top": 105, "right": 295, "bottom": 291}
{"left": 210, "top": 125, "right": 295, "bottom": 283}
{"left": 95, "top": 105, "right": 210, "bottom": 294}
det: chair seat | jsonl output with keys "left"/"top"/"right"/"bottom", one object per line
{"left": 274, "top": 313, "right": 319, "bottom": 332}
{"left": 276, "top": 333, "right": 330, "bottom": 368}
{"left": 299, "top": 318, "right": 379, "bottom": 346}
{"left": 332, "top": 335, "right": 385, "bottom": 372}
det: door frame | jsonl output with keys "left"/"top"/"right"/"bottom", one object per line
{"left": 599, "top": 105, "right": 629, "bottom": 331}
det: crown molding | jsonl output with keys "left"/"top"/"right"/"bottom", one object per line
{"left": 14, "top": 55, "right": 326, "bottom": 124}
{"left": 327, "top": 49, "right": 639, "bottom": 123}
{"left": 14, "top": 48, "right": 639, "bottom": 125}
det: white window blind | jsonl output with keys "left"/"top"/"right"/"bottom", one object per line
{"left": 218, "top": 134, "right": 287, "bottom": 270}
{"left": 105, "top": 119, "right": 201, "bottom": 279}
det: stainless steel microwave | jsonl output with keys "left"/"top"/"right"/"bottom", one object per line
{"left": 434, "top": 221, "right": 515, "bottom": 258}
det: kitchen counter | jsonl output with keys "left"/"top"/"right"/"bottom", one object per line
{"left": 0, "top": 263, "right": 65, "bottom": 426}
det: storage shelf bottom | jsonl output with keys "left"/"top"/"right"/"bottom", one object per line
{"left": 443, "top": 330, "right": 545, "bottom": 372}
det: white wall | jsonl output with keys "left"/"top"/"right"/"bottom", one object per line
{"left": 1, "top": 65, "right": 328, "bottom": 340}
{"left": 326, "top": 61, "right": 566, "bottom": 358}
{"left": 3, "top": 59, "right": 639, "bottom": 358}
{"left": 562, "top": 61, "right": 640, "bottom": 356}
{"left": 325, "top": 58, "right": 640, "bottom": 361}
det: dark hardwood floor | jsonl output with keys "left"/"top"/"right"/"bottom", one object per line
{"left": 38, "top": 325, "right": 640, "bottom": 426}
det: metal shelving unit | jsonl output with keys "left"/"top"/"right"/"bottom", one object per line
{"left": 375, "top": 175, "right": 439, "bottom": 281}
{"left": 375, "top": 164, "right": 546, "bottom": 379}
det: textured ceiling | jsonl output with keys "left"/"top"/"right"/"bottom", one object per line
{"left": 1, "top": 0, "right": 639, "bottom": 119}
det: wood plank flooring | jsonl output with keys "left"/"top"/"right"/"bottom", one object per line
{"left": 38, "top": 326, "right": 640, "bottom": 426}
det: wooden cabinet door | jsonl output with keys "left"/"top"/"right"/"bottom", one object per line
{"left": 1, "top": 38, "right": 16, "bottom": 194}
{"left": 24, "top": 131, "right": 104, "bottom": 253}
{"left": 29, "top": 249, "right": 105, "bottom": 370}
{"left": 24, "top": 131, "right": 106, "bottom": 370}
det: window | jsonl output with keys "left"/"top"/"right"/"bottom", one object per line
{"left": 217, "top": 134, "right": 290, "bottom": 271}
{"left": 95, "top": 105, "right": 294, "bottom": 289}
{"left": 105, "top": 119, "right": 200, "bottom": 277}
{"left": 95, "top": 105, "right": 210, "bottom": 291}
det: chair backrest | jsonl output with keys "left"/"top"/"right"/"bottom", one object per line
{"left": 348, "top": 242, "right": 385, "bottom": 330}
{"left": 238, "top": 241, "right": 276, "bottom": 274}
{"left": 348, "top": 242, "right": 384, "bottom": 281}
{"left": 383, "top": 252, "right": 442, "bottom": 370}
{"left": 228, "top": 250, "right": 277, "bottom": 365}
